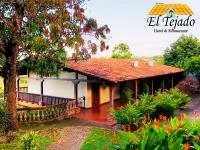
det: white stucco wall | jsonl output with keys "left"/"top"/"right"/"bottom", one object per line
{"left": 28, "top": 72, "right": 88, "bottom": 105}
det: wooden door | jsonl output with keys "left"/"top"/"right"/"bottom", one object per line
{"left": 92, "top": 83, "right": 100, "bottom": 108}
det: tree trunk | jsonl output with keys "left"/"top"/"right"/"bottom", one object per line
{"left": 3, "top": 44, "right": 18, "bottom": 131}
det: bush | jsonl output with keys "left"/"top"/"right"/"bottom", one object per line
{"left": 115, "top": 115, "right": 200, "bottom": 150}
{"left": 19, "top": 131, "right": 40, "bottom": 150}
{"left": 170, "top": 88, "right": 191, "bottom": 108}
{"left": 112, "top": 102, "right": 140, "bottom": 130}
{"left": 121, "top": 87, "right": 132, "bottom": 103}
{"left": 113, "top": 89, "right": 191, "bottom": 129}
{"left": 0, "top": 87, "right": 10, "bottom": 134}
{"left": 19, "top": 131, "right": 51, "bottom": 150}
{"left": 176, "top": 77, "right": 200, "bottom": 95}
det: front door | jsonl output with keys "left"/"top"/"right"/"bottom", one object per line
{"left": 92, "top": 83, "right": 100, "bottom": 108}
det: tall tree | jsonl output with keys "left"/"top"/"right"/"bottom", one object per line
{"left": 0, "top": 0, "right": 109, "bottom": 130}
{"left": 185, "top": 55, "right": 200, "bottom": 82}
{"left": 164, "top": 35, "right": 200, "bottom": 68}
{"left": 111, "top": 43, "right": 132, "bottom": 59}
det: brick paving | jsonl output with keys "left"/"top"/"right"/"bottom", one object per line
{"left": 47, "top": 125, "right": 92, "bottom": 150}
{"left": 179, "top": 95, "right": 200, "bottom": 119}
{"left": 47, "top": 118, "right": 111, "bottom": 150}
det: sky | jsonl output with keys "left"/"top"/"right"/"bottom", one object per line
{"left": 84, "top": 0, "right": 200, "bottom": 57}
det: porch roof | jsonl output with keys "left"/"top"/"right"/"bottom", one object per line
{"left": 66, "top": 58, "right": 184, "bottom": 83}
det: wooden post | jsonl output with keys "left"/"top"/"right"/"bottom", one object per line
{"left": 135, "top": 80, "right": 138, "bottom": 101}
{"left": 73, "top": 72, "right": 79, "bottom": 106}
{"left": 171, "top": 75, "right": 174, "bottom": 88}
{"left": 109, "top": 84, "right": 114, "bottom": 108}
{"left": 17, "top": 77, "right": 20, "bottom": 100}
{"left": 151, "top": 79, "right": 154, "bottom": 95}
{"left": 162, "top": 79, "right": 165, "bottom": 91}
{"left": 40, "top": 79, "right": 44, "bottom": 105}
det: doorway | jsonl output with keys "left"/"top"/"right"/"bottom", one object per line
{"left": 92, "top": 83, "right": 100, "bottom": 108}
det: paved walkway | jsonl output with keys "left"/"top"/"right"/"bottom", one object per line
{"left": 47, "top": 118, "right": 111, "bottom": 150}
{"left": 47, "top": 125, "right": 92, "bottom": 150}
{"left": 180, "top": 95, "right": 200, "bottom": 119}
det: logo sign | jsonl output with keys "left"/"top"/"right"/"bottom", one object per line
{"left": 147, "top": 3, "right": 196, "bottom": 33}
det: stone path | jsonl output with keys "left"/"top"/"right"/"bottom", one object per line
{"left": 180, "top": 95, "right": 200, "bottom": 119}
{"left": 47, "top": 118, "right": 111, "bottom": 150}
{"left": 47, "top": 125, "right": 92, "bottom": 150}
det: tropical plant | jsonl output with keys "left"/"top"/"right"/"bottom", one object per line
{"left": 121, "top": 87, "right": 132, "bottom": 103}
{"left": 113, "top": 89, "right": 191, "bottom": 129}
{"left": 114, "top": 115, "right": 200, "bottom": 150}
{"left": 19, "top": 131, "right": 52, "bottom": 150}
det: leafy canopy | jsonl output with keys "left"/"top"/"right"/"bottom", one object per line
{"left": 185, "top": 55, "right": 200, "bottom": 80}
{"left": 0, "top": 0, "right": 110, "bottom": 77}
{"left": 111, "top": 43, "right": 132, "bottom": 59}
{"left": 164, "top": 35, "right": 200, "bottom": 68}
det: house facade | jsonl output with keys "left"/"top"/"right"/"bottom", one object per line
{"left": 19, "top": 58, "right": 184, "bottom": 109}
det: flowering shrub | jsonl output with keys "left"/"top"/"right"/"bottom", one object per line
{"left": 113, "top": 114, "right": 200, "bottom": 150}
{"left": 176, "top": 77, "right": 200, "bottom": 95}
{"left": 112, "top": 88, "right": 191, "bottom": 130}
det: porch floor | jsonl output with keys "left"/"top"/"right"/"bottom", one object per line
{"left": 74, "top": 100, "right": 125, "bottom": 126}
{"left": 17, "top": 101, "right": 43, "bottom": 108}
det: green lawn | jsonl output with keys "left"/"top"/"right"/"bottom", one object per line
{"left": 0, "top": 76, "right": 28, "bottom": 89}
{"left": 81, "top": 128, "right": 136, "bottom": 150}
{"left": 0, "top": 119, "right": 76, "bottom": 150}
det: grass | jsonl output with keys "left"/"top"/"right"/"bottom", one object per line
{"left": 0, "top": 76, "right": 28, "bottom": 89}
{"left": 81, "top": 128, "right": 136, "bottom": 150}
{"left": 0, "top": 118, "right": 76, "bottom": 150}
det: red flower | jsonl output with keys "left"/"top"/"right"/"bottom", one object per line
{"left": 112, "top": 130, "right": 117, "bottom": 136}
{"left": 104, "top": 147, "right": 108, "bottom": 150}
{"left": 196, "top": 135, "right": 199, "bottom": 141}
{"left": 112, "top": 139, "right": 118, "bottom": 144}
{"left": 154, "top": 120, "right": 160, "bottom": 127}
{"left": 127, "top": 124, "right": 131, "bottom": 132}
{"left": 166, "top": 127, "right": 172, "bottom": 133}
{"left": 192, "top": 111, "right": 197, "bottom": 117}
{"left": 184, "top": 143, "right": 190, "bottom": 150}
{"left": 176, "top": 125, "right": 181, "bottom": 131}
{"left": 102, "top": 130, "right": 106, "bottom": 136}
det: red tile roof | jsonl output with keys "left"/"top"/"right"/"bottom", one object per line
{"left": 67, "top": 58, "right": 184, "bottom": 83}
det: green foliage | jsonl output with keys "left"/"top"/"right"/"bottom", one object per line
{"left": 185, "top": 55, "right": 200, "bottom": 81}
{"left": 19, "top": 131, "right": 51, "bottom": 150}
{"left": 121, "top": 87, "right": 132, "bottom": 103}
{"left": 81, "top": 115, "right": 200, "bottom": 150}
{"left": 113, "top": 88, "right": 191, "bottom": 128}
{"left": 142, "top": 83, "right": 150, "bottom": 94}
{"left": 0, "top": 87, "right": 10, "bottom": 134}
{"left": 81, "top": 128, "right": 136, "bottom": 150}
{"left": 114, "top": 115, "right": 200, "bottom": 150}
{"left": 170, "top": 88, "right": 191, "bottom": 108}
{"left": 112, "top": 43, "right": 133, "bottom": 59}
{"left": 164, "top": 35, "right": 200, "bottom": 68}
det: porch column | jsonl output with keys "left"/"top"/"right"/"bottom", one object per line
{"left": 135, "top": 80, "right": 139, "bottom": 101}
{"left": 171, "top": 75, "right": 174, "bottom": 88}
{"left": 109, "top": 84, "right": 114, "bottom": 108}
{"left": 162, "top": 79, "right": 165, "bottom": 91}
{"left": 40, "top": 79, "right": 44, "bottom": 105}
{"left": 73, "top": 73, "right": 80, "bottom": 106}
{"left": 17, "top": 77, "right": 20, "bottom": 100}
{"left": 151, "top": 79, "right": 154, "bottom": 95}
